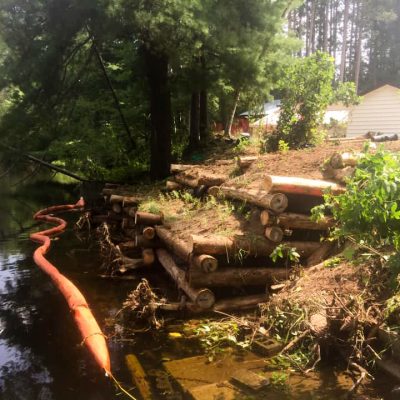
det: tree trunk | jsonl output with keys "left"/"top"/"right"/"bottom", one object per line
{"left": 310, "top": 0, "right": 316, "bottom": 53}
{"left": 143, "top": 47, "right": 173, "bottom": 180}
{"left": 339, "top": 0, "right": 350, "bottom": 83}
{"left": 199, "top": 90, "right": 208, "bottom": 141}
{"left": 262, "top": 211, "right": 334, "bottom": 230}
{"left": 354, "top": 0, "right": 363, "bottom": 92}
{"left": 188, "top": 92, "right": 200, "bottom": 150}
{"left": 224, "top": 90, "right": 240, "bottom": 138}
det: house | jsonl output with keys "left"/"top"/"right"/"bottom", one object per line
{"left": 244, "top": 100, "right": 281, "bottom": 132}
{"left": 346, "top": 84, "right": 400, "bottom": 137}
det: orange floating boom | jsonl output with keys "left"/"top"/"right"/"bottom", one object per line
{"left": 30, "top": 198, "right": 111, "bottom": 375}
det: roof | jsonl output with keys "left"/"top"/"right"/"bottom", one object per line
{"left": 359, "top": 84, "right": 400, "bottom": 96}
{"left": 239, "top": 100, "right": 281, "bottom": 117}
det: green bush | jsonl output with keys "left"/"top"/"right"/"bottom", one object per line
{"left": 313, "top": 145, "right": 400, "bottom": 260}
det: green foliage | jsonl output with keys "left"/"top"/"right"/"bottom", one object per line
{"left": 272, "top": 52, "right": 335, "bottom": 150}
{"left": 192, "top": 320, "right": 250, "bottom": 361}
{"left": 331, "top": 81, "right": 361, "bottom": 107}
{"left": 270, "top": 244, "right": 300, "bottom": 264}
{"left": 278, "top": 140, "right": 289, "bottom": 154}
{"left": 319, "top": 146, "right": 400, "bottom": 250}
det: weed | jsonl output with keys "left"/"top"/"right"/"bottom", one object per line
{"left": 278, "top": 140, "right": 289, "bottom": 154}
{"left": 270, "top": 244, "right": 300, "bottom": 264}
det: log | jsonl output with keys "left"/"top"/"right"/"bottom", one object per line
{"left": 135, "top": 235, "right": 163, "bottom": 249}
{"left": 112, "top": 203, "right": 123, "bottom": 214}
{"left": 121, "top": 217, "right": 135, "bottom": 229}
{"left": 191, "top": 254, "right": 218, "bottom": 273}
{"left": 101, "top": 188, "right": 114, "bottom": 197}
{"left": 208, "top": 186, "right": 288, "bottom": 213}
{"left": 166, "top": 180, "right": 183, "bottom": 191}
{"left": 104, "top": 182, "right": 120, "bottom": 189}
{"left": 264, "top": 226, "right": 283, "bottom": 243}
{"left": 170, "top": 164, "right": 196, "bottom": 173}
{"left": 142, "top": 248, "right": 155, "bottom": 265}
{"left": 261, "top": 211, "right": 334, "bottom": 230}
{"left": 155, "top": 226, "right": 218, "bottom": 272}
{"left": 197, "top": 173, "right": 226, "bottom": 187}
{"left": 213, "top": 294, "right": 268, "bottom": 312}
{"left": 110, "top": 194, "right": 141, "bottom": 206}
{"left": 189, "top": 267, "right": 290, "bottom": 287}
{"left": 260, "top": 210, "right": 271, "bottom": 226}
{"left": 236, "top": 156, "right": 258, "bottom": 169}
{"left": 306, "top": 241, "right": 335, "bottom": 266}
{"left": 329, "top": 152, "right": 361, "bottom": 169}
{"left": 143, "top": 226, "right": 156, "bottom": 240}
{"left": 191, "top": 234, "right": 321, "bottom": 258}
{"left": 156, "top": 249, "right": 215, "bottom": 309}
{"left": 118, "top": 257, "right": 146, "bottom": 273}
{"left": 118, "top": 241, "right": 137, "bottom": 251}
{"left": 135, "top": 211, "right": 163, "bottom": 225}
{"left": 261, "top": 176, "right": 345, "bottom": 197}
{"left": 124, "top": 206, "right": 136, "bottom": 218}
{"left": 174, "top": 174, "right": 199, "bottom": 189}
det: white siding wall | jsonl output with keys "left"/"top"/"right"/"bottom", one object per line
{"left": 347, "top": 85, "right": 400, "bottom": 137}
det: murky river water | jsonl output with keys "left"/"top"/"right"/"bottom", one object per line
{"left": 0, "top": 180, "right": 397, "bottom": 399}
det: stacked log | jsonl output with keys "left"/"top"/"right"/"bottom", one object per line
{"left": 87, "top": 171, "right": 340, "bottom": 313}
{"left": 322, "top": 152, "right": 362, "bottom": 183}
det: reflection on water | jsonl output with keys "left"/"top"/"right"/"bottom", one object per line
{"left": 0, "top": 179, "right": 397, "bottom": 399}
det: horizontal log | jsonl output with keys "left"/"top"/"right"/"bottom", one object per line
{"left": 118, "top": 256, "right": 147, "bottom": 273}
{"left": 102, "top": 188, "right": 114, "bottom": 197}
{"left": 156, "top": 249, "right": 215, "bottom": 309}
{"left": 197, "top": 173, "right": 226, "bottom": 187}
{"left": 170, "top": 164, "right": 196, "bottom": 173}
{"left": 166, "top": 180, "right": 183, "bottom": 191}
{"left": 155, "top": 226, "right": 218, "bottom": 272}
{"left": 262, "top": 175, "right": 345, "bottom": 197}
{"left": 174, "top": 174, "right": 199, "bottom": 188}
{"left": 261, "top": 211, "right": 334, "bottom": 230}
{"left": 189, "top": 267, "right": 291, "bottom": 287}
{"left": 236, "top": 156, "right": 258, "bottom": 169}
{"left": 118, "top": 240, "right": 137, "bottom": 251}
{"left": 213, "top": 294, "right": 268, "bottom": 312}
{"left": 135, "top": 211, "right": 163, "bottom": 225}
{"left": 208, "top": 186, "right": 288, "bottom": 213}
{"left": 190, "top": 234, "right": 319, "bottom": 258}
{"left": 110, "top": 194, "right": 141, "bottom": 206}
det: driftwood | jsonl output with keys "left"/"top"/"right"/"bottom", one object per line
{"left": 208, "top": 186, "right": 288, "bottom": 213}
{"left": 190, "top": 234, "right": 320, "bottom": 258}
{"left": 156, "top": 249, "right": 215, "bottom": 309}
{"left": 261, "top": 211, "right": 334, "bottom": 231}
{"left": 155, "top": 226, "right": 218, "bottom": 272}
{"left": 264, "top": 226, "right": 284, "bottom": 243}
{"left": 135, "top": 211, "right": 163, "bottom": 225}
{"left": 189, "top": 267, "right": 290, "bottom": 287}
{"left": 261, "top": 176, "right": 345, "bottom": 197}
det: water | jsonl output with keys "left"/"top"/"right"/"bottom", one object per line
{"left": 0, "top": 180, "right": 397, "bottom": 399}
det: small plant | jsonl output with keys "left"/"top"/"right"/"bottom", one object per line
{"left": 269, "top": 371, "right": 289, "bottom": 389}
{"left": 278, "top": 140, "right": 289, "bottom": 154}
{"left": 270, "top": 244, "right": 300, "bottom": 264}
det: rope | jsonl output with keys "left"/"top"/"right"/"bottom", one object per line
{"left": 108, "top": 372, "right": 138, "bottom": 400}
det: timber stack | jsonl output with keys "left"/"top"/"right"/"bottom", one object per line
{"left": 86, "top": 154, "right": 347, "bottom": 314}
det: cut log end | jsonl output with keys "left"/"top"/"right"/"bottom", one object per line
{"left": 194, "top": 288, "right": 216, "bottom": 309}
{"left": 264, "top": 226, "right": 283, "bottom": 243}
{"left": 143, "top": 226, "right": 156, "bottom": 240}
{"left": 260, "top": 210, "right": 271, "bottom": 226}
{"left": 192, "top": 254, "right": 218, "bottom": 273}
